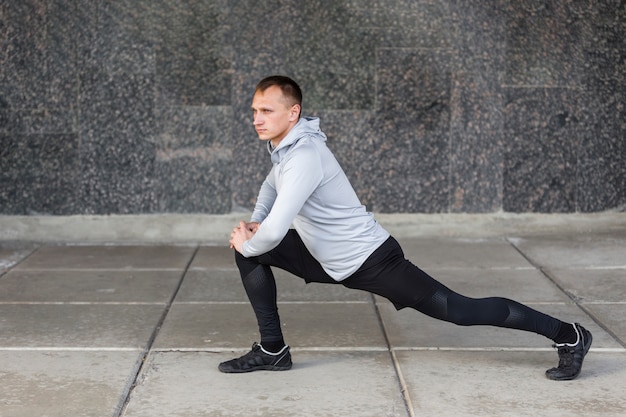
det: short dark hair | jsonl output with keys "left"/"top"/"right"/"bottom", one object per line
{"left": 255, "top": 75, "right": 302, "bottom": 115}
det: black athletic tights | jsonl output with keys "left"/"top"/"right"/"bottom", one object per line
{"left": 235, "top": 231, "right": 569, "bottom": 346}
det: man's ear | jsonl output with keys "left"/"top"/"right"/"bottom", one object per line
{"left": 289, "top": 104, "right": 301, "bottom": 121}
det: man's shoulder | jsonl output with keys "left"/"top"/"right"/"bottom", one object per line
{"left": 287, "top": 134, "right": 324, "bottom": 154}
{"left": 279, "top": 137, "right": 325, "bottom": 172}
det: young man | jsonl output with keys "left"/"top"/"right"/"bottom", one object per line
{"left": 220, "top": 75, "right": 592, "bottom": 380}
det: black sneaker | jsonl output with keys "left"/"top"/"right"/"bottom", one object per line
{"left": 218, "top": 342, "right": 292, "bottom": 373}
{"left": 546, "top": 323, "right": 592, "bottom": 381}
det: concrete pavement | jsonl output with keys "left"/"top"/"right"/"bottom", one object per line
{"left": 0, "top": 215, "right": 625, "bottom": 416}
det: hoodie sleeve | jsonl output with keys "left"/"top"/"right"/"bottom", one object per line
{"left": 250, "top": 168, "right": 277, "bottom": 223}
{"left": 242, "top": 141, "right": 323, "bottom": 256}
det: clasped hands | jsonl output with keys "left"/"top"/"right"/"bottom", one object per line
{"left": 229, "top": 221, "right": 260, "bottom": 253}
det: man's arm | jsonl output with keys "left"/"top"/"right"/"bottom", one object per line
{"left": 240, "top": 144, "right": 323, "bottom": 256}
{"left": 250, "top": 173, "right": 277, "bottom": 223}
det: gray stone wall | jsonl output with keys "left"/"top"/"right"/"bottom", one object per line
{"left": 1, "top": 0, "right": 624, "bottom": 215}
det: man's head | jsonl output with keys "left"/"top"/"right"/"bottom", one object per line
{"left": 252, "top": 76, "right": 302, "bottom": 147}
{"left": 255, "top": 76, "right": 302, "bottom": 117}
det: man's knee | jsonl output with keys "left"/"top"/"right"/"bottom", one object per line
{"left": 235, "top": 250, "right": 263, "bottom": 277}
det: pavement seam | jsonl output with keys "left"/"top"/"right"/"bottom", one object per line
{"left": 576, "top": 303, "right": 626, "bottom": 349}
{"left": 114, "top": 246, "right": 200, "bottom": 417}
{"left": 371, "top": 294, "right": 416, "bottom": 417}
{"left": 0, "top": 245, "right": 39, "bottom": 278}
{"left": 506, "top": 237, "right": 626, "bottom": 350}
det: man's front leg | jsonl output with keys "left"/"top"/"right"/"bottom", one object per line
{"left": 218, "top": 252, "right": 291, "bottom": 373}
{"left": 238, "top": 259, "right": 285, "bottom": 349}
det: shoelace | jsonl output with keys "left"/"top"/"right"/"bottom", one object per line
{"left": 231, "top": 344, "right": 262, "bottom": 366}
{"left": 555, "top": 346, "right": 575, "bottom": 368}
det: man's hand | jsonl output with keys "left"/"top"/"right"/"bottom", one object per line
{"left": 229, "top": 221, "right": 260, "bottom": 253}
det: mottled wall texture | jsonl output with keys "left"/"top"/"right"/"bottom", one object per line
{"left": 1, "top": 0, "right": 625, "bottom": 215}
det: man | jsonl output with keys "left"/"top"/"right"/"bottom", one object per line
{"left": 220, "top": 75, "right": 592, "bottom": 381}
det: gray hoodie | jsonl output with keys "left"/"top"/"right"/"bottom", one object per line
{"left": 241, "top": 117, "right": 390, "bottom": 281}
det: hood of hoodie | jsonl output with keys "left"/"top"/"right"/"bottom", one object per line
{"left": 267, "top": 117, "right": 327, "bottom": 164}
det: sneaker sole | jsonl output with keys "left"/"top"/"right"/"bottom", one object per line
{"left": 219, "top": 363, "right": 292, "bottom": 374}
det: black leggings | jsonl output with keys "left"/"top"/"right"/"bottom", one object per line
{"left": 235, "top": 231, "right": 564, "bottom": 344}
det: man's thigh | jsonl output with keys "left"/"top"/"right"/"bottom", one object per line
{"left": 258, "top": 229, "right": 338, "bottom": 284}
{"left": 341, "top": 236, "right": 439, "bottom": 309}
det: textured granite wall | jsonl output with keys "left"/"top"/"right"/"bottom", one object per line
{"left": 1, "top": 0, "right": 624, "bottom": 215}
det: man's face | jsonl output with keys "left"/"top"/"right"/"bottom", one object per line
{"left": 251, "top": 85, "right": 300, "bottom": 147}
